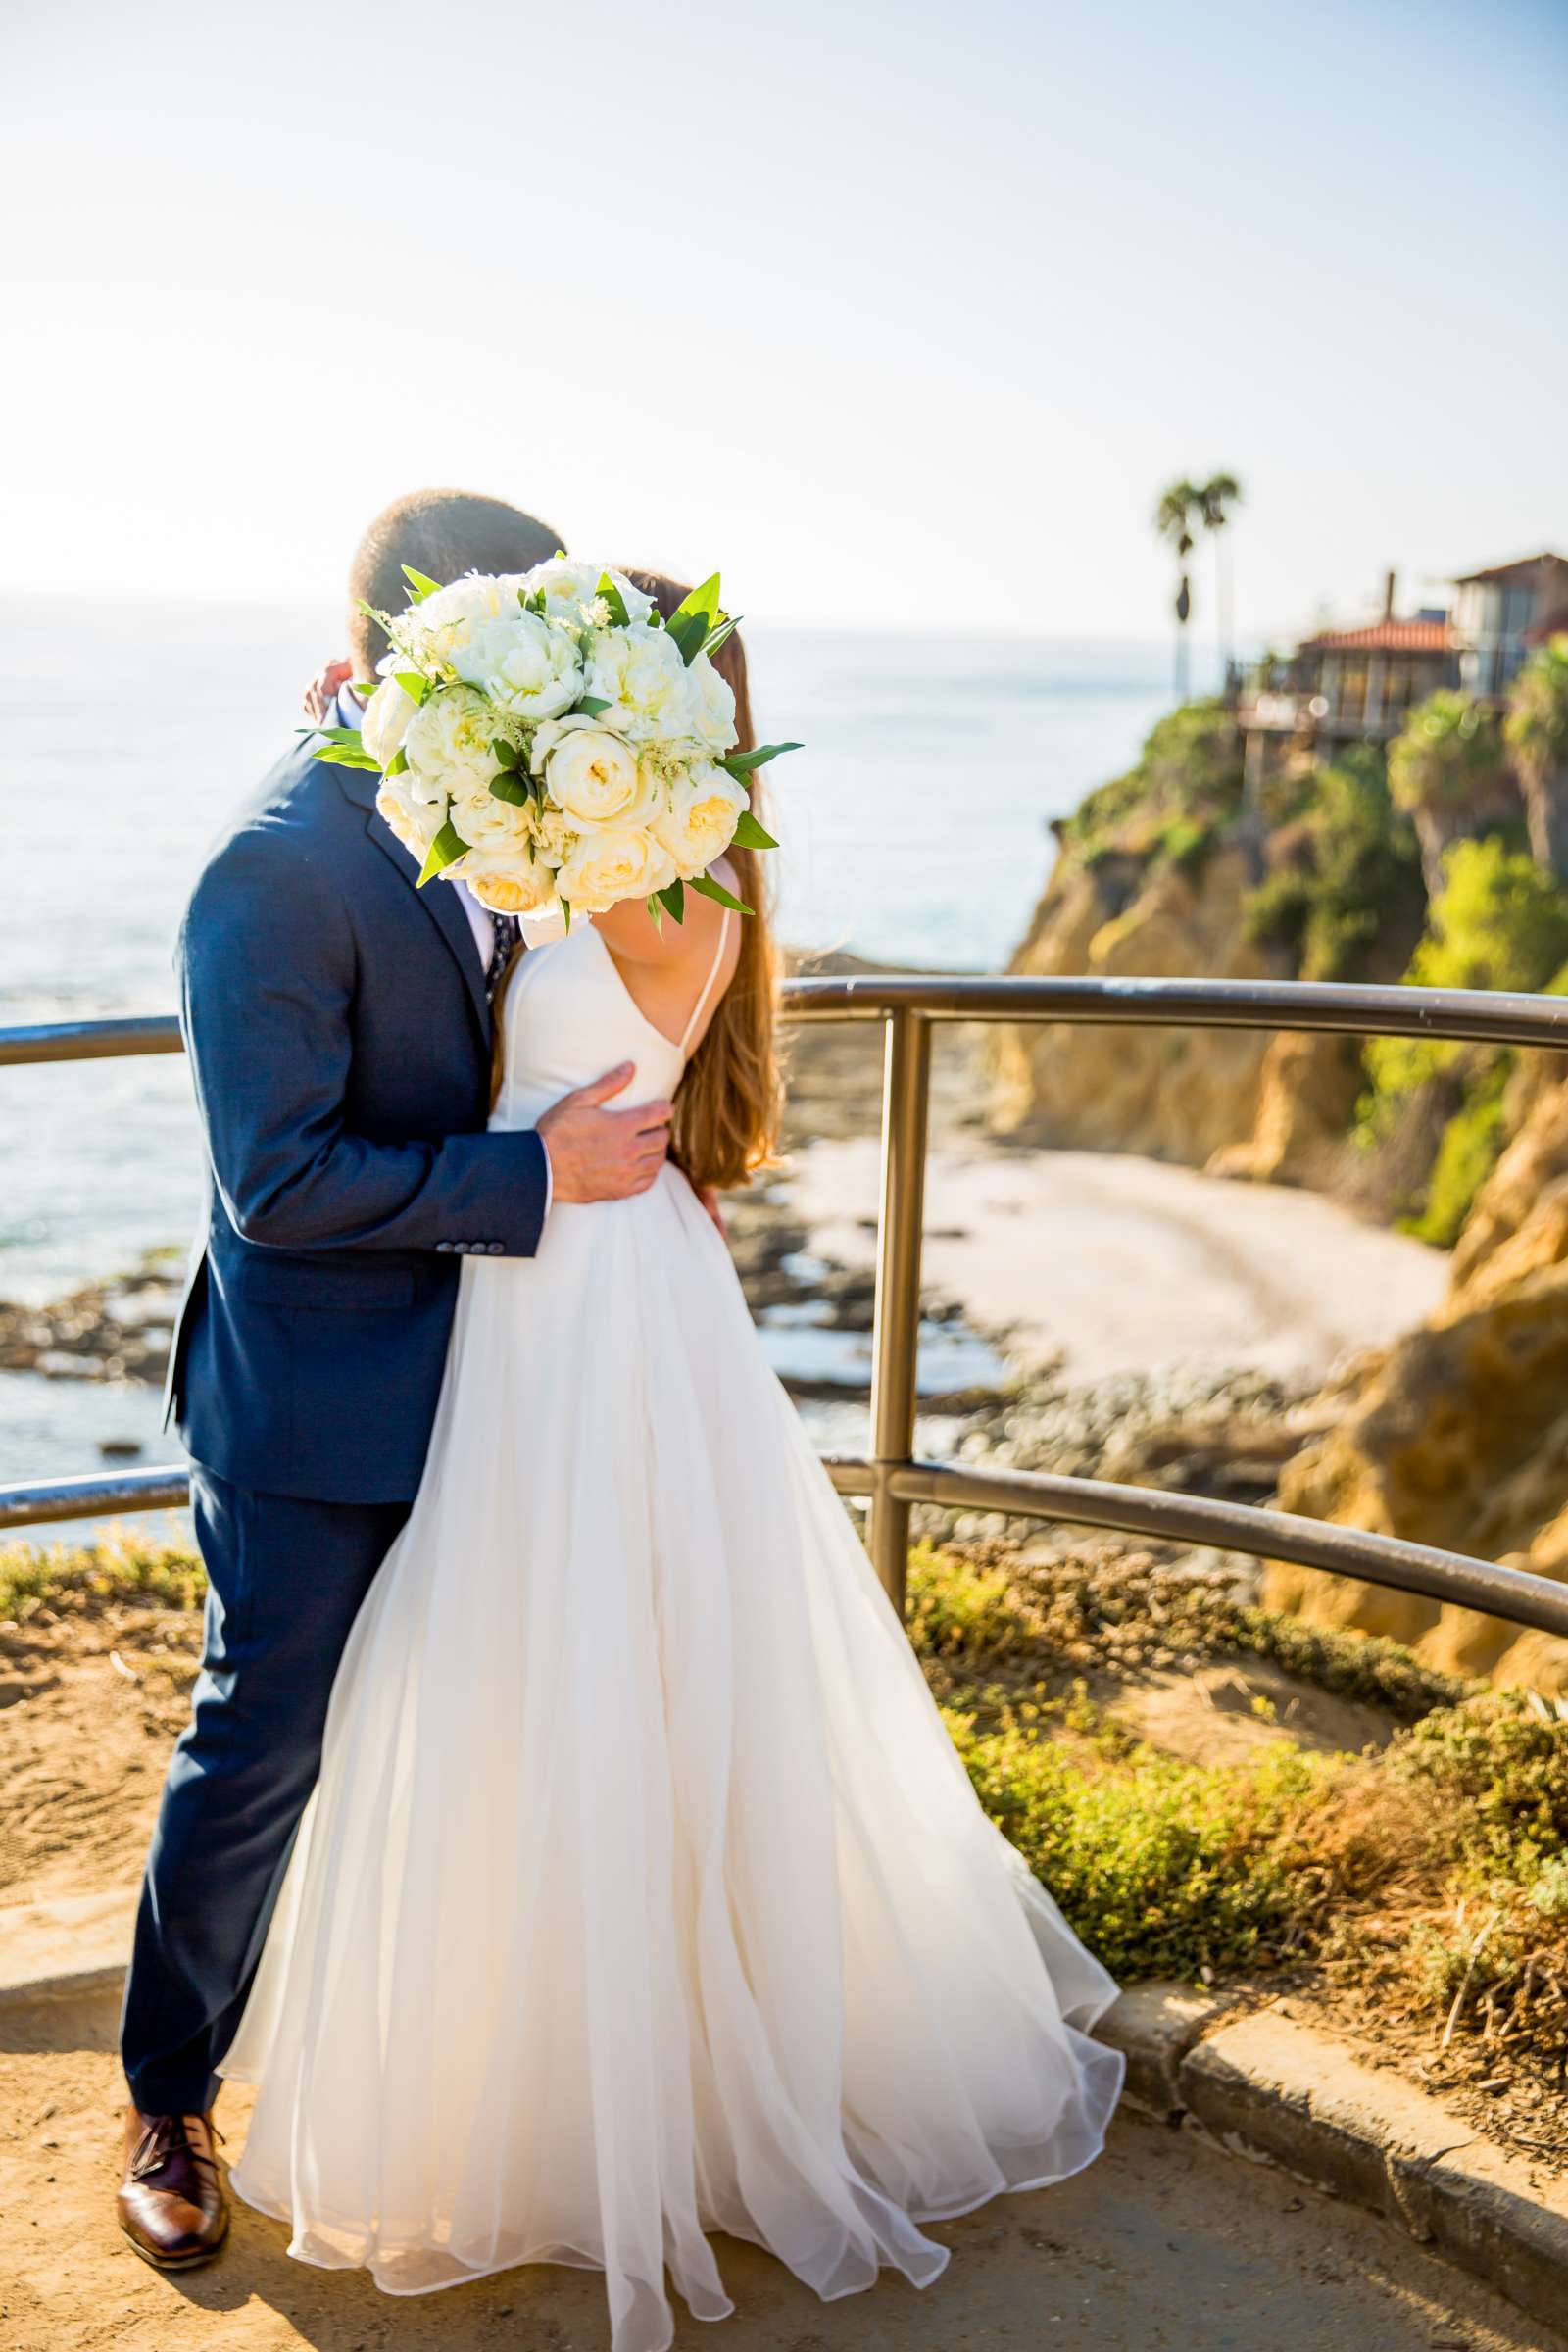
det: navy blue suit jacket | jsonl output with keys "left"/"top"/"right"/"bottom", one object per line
{"left": 163, "top": 737, "right": 549, "bottom": 1503}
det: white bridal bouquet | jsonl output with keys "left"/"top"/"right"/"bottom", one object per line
{"left": 311, "top": 559, "right": 798, "bottom": 925}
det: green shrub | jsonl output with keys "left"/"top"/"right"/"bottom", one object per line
{"left": 1410, "top": 1056, "right": 1512, "bottom": 1248}
{"left": 1389, "top": 691, "right": 1509, "bottom": 818}
{"left": 1066, "top": 700, "right": 1243, "bottom": 862}
{"left": 0, "top": 1527, "right": 206, "bottom": 1624}
{"left": 1394, "top": 1690, "right": 1568, "bottom": 1886}
{"left": 905, "top": 1545, "right": 1047, "bottom": 1664}
{"left": 948, "top": 1701, "right": 1341, "bottom": 1980}
{"left": 1355, "top": 839, "right": 1568, "bottom": 1235}
{"left": 1243, "top": 747, "right": 1425, "bottom": 983}
{"left": 1228, "top": 1605, "right": 1474, "bottom": 1723}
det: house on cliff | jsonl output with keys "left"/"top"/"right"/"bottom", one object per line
{"left": 1236, "top": 549, "right": 1568, "bottom": 797}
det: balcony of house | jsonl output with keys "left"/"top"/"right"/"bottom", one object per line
{"left": 1235, "top": 617, "right": 1457, "bottom": 795}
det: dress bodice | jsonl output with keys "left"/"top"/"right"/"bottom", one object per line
{"left": 490, "top": 921, "right": 687, "bottom": 1136}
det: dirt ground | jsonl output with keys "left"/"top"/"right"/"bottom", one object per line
{"left": 2, "top": 2005, "right": 1558, "bottom": 2352}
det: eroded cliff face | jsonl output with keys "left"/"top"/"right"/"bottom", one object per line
{"left": 989, "top": 840, "right": 1359, "bottom": 1182}
{"left": 1263, "top": 1064, "right": 1568, "bottom": 1690}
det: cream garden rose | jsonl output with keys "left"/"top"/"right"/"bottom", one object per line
{"left": 361, "top": 676, "right": 417, "bottom": 767}
{"left": 463, "top": 851, "right": 562, "bottom": 918}
{"left": 531, "top": 714, "right": 660, "bottom": 829}
{"left": 555, "top": 825, "right": 677, "bottom": 914}
{"left": 450, "top": 782, "right": 533, "bottom": 851}
{"left": 651, "top": 762, "right": 750, "bottom": 877}
{"left": 374, "top": 772, "right": 431, "bottom": 860}
{"left": 686, "top": 652, "right": 739, "bottom": 754}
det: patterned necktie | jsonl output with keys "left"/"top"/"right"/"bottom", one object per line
{"left": 487, "top": 912, "right": 522, "bottom": 1001}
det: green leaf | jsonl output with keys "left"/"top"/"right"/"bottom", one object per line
{"left": 595, "top": 572, "right": 630, "bottom": 627}
{"left": 385, "top": 746, "right": 409, "bottom": 777}
{"left": 717, "top": 740, "right": 803, "bottom": 778}
{"left": 665, "top": 572, "right": 723, "bottom": 666}
{"left": 658, "top": 878, "right": 686, "bottom": 925}
{"left": 687, "top": 870, "right": 754, "bottom": 916}
{"left": 394, "top": 670, "right": 431, "bottom": 705}
{"left": 701, "top": 614, "right": 742, "bottom": 660}
{"left": 489, "top": 771, "right": 531, "bottom": 805}
{"left": 560, "top": 897, "right": 572, "bottom": 933}
{"left": 300, "top": 724, "right": 366, "bottom": 748}
{"left": 402, "top": 565, "right": 442, "bottom": 603}
{"left": 731, "top": 808, "right": 778, "bottom": 851}
{"left": 491, "top": 736, "right": 519, "bottom": 769}
{"left": 576, "top": 694, "right": 612, "bottom": 718}
{"left": 416, "top": 816, "right": 469, "bottom": 887}
{"left": 351, "top": 680, "right": 378, "bottom": 695}
{"left": 646, "top": 892, "right": 663, "bottom": 932}
{"left": 313, "top": 745, "right": 384, "bottom": 770}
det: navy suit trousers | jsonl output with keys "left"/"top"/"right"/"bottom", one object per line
{"left": 120, "top": 1466, "right": 410, "bottom": 2115}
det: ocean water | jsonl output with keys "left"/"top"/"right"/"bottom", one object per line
{"left": 0, "top": 598, "right": 1176, "bottom": 1506}
{"left": 0, "top": 598, "right": 1177, "bottom": 1304}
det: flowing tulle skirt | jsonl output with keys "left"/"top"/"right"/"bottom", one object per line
{"left": 220, "top": 1166, "right": 1124, "bottom": 2351}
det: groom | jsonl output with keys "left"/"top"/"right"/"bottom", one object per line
{"left": 116, "top": 489, "right": 680, "bottom": 2268}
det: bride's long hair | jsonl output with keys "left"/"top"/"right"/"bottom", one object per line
{"left": 490, "top": 569, "right": 782, "bottom": 1191}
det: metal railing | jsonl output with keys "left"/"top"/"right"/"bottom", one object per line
{"left": 7, "top": 976, "right": 1568, "bottom": 1644}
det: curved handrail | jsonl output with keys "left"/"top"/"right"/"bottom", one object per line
{"left": 5, "top": 981, "right": 1568, "bottom": 1641}
{"left": 7, "top": 976, "right": 1568, "bottom": 1060}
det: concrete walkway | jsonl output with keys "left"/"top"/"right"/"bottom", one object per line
{"left": 1, "top": 2001, "right": 1556, "bottom": 2352}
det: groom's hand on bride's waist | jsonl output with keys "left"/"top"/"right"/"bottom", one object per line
{"left": 537, "top": 1064, "right": 673, "bottom": 1204}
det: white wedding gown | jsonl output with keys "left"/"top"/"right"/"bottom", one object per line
{"left": 220, "top": 915, "right": 1125, "bottom": 2352}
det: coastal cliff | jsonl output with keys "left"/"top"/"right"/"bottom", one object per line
{"left": 993, "top": 691, "right": 1568, "bottom": 1690}
{"left": 988, "top": 702, "right": 1418, "bottom": 1183}
{"left": 1263, "top": 1059, "right": 1568, "bottom": 1690}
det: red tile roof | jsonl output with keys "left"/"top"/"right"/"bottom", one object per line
{"left": 1299, "top": 620, "right": 1455, "bottom": 654}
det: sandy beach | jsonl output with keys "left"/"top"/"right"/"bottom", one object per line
{"left": 785, "top": 1136, "right": 1448, "bottom": 1385}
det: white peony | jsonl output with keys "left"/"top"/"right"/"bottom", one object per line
{"left": 361, "top": 676, "right": 418, "bottom": 768}
{"left": 650, "top": 761, "right": 749, "bottom": 876}
{"left": 518, "top": 557, "right": 653, "bottom": 626}
{"left": 452, "top": 610, "right": 583, "bottom": 721}
{"left": 686, "top": 651, "right": 739, "bottom": 753}
{"left": 581, "top": 622, "right": 696, "bottom": 745}
{"left": 384, "top": 571, "right": 523, "bottom": 672}
{"left": 403, "top": 685, "right": 507, "bottom": 800}
{"left": 555, "top": 825, "right": 677, "bottom": 913}
{"left": 531, "top": 714, "right": 660, "bottom": 829}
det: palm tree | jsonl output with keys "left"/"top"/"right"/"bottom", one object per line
{"left": 1389, "top": 690, "right": 1513, "bottom": 899}
{"left": 1154, "top": 479, "right": 1200, "bottom": 700}
{"left": 1195, "top": 471, "right": 1243, "bottom": 679}
{"left": 1505, "top": 635, "right": 1568, "bottom": 882}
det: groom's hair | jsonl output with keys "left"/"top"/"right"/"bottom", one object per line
{"left": 347, "top": 490, "right": 564, "bottom": 674}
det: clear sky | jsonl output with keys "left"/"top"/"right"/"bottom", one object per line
{"left": 5, "top": 0, "right": 1565, "bottom": 642}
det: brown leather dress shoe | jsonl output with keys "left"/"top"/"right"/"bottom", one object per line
{"left": 117, "top": 2108, "right": 229, "bottom": 2269}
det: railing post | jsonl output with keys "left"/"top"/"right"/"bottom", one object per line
{"left": 866, "top": 1006, "right": 932, "bottom": 1616}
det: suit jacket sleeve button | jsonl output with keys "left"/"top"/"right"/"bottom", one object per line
{"left": 436, "top": 1240, "right": 452, "bottom": 1253}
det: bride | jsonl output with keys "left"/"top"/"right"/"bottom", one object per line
{"left": 220, "top": 572, "right": 1125, "bottom": 2351}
